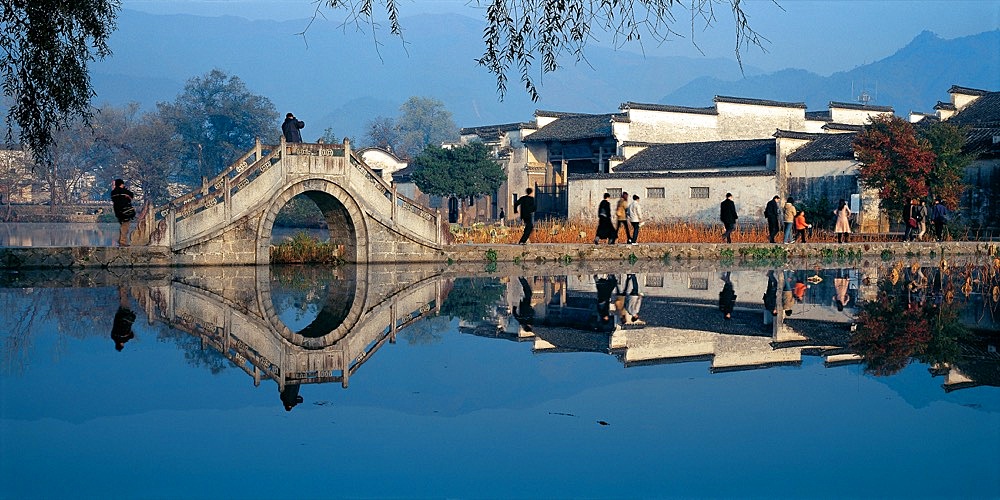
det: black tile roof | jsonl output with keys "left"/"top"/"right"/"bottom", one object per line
{"left": 612, "top": 138, "right": 775, "bottom": 172}
{"left": 805, "top": 110, "right": 832, "bottom": 121}
{"left": 935, "top": 101, "right": 957, "bottom": 111}
{"left": 571, "top": 169, "right": 775, "bottom": 180}
{"left": 947, "top": 91, "right": 1000, "bottom": 127}
{"left": 823, "top": 123, "right": 864, "bottom": 132}
{"left": 786, "top": 133, "right": 858, "bottom": 162}
{"left": 948, "top": 85, "right": 991, "bottom": 96}
{"left": 460, "top": 122, "right": 535, "bottom": 137}
{"left": 522, "top": 113, "right": 621, "bottom": 143}
{"left": 620, "top": 101, "right": 718, "bottom": 115}
{"left": 714, "top": 95, "right": 807, "bottom": 109}
{"left": 390, "top": 164, "right": 416, "bottom": 183}
{"left": 828, "top": 101, "right": 894, "bottom": 112}
{"left": 774, "top": 130, "right": 823, "bottom": 140}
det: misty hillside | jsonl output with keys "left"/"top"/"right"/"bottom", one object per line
{"left": 91, "top": 11, "right": 998, "bottom": 142}
{"left": 662, "top": 30, "right": 1000, "bottom": 113}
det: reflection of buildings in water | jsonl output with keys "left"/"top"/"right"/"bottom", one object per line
{"left": 484, "top": 270, "right": 870, "bottom": 372}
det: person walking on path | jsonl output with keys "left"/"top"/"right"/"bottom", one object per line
{"left": 111, "top": 178, "right": 135, "bottom": 247}
{"left": 915, "top": 199, "right": 928, "bottom": 240}
{"left": 282, "top": 112, "right": 304, "bottom": 143}
{"left": 932, "top": 197, "right": 949, "bottom": 241}
{"left": 615, "top": 192, "right": 631, "bottom": 244}
{"left": 794, "top": 209, "right": 810, "bottom": 243}
{"left": 594, "top": 193, "right": 617, "bottom": 244}
{"left": 782, "top": 197, "right": 797, "bottom": 244}
{"left": 903, "top": 198, "right": 918, "bottom": 241}
{"left": 513, "top": 187, "right": 536, "bottom": 244}
{"left": 627, "top": 194, "right": 643, "bottom": 245}
{"left": 764, "top": 195, "right": 781, "bottom": 243}
{"left": 720, "top": 192, "right": 738, "bottom": 243}
{"left": 833, "top": 198, "right": 852, "bottom": 243}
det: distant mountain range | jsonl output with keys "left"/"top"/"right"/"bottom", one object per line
{"left": 91, "top": 10, "right": 998, "bottom": 142}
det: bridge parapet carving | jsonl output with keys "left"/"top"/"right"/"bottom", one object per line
{"left": 133, "top": 137, "right": 443, "bottom": 265}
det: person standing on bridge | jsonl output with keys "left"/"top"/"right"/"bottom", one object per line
{"left": 513, "top": 187, "right": 536, "bottom": 245}
{"left": 111, "top": 179, "right": 135, "bottom": 247}
{"left": 282, "top": 112, "right": 304, "bottom": 143}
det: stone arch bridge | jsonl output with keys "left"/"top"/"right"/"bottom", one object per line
{"left": 133, "top": 138, "right": 443, "bottom": 265}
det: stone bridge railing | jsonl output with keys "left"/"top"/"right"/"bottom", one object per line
{"left": 132, "top": 137, "right": 442, "bottom": 263}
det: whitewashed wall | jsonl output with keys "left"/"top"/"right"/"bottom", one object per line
{"left": 568, "top": 174, "right": 778, "bottom": 224}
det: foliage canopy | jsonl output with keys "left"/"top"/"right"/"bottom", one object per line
{"left": 411, "top": 142, "right": 506, "bottom": 199}
{"left": 322, "top": 0, "right": 770, "bottom": 101}
{"left": 853, "top": 115, "right": 967, "bottom": 216}
{"left": 156, "top": 69, "right": 278, "bottom": 183}
{"left": 0, "top": 0, "right": 120, "bottom": 165}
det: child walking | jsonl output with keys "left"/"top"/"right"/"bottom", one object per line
{"left": 794, "top": 210, "right": 810, "bottom": 243}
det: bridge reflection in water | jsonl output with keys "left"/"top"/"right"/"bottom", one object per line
{"left": 3, "top": 261, "right": 996, "bottom": 404}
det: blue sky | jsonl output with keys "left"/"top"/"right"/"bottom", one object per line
{"left": 123, "top": 0, "right": 999, "bottom": 75}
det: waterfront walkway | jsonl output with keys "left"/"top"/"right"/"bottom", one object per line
{"left": 0, "top": 240, "right": 995, "bottom": 269}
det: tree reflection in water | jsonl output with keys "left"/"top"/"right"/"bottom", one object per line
{"left": 852, "top": 258, "right": 1000, "bottom": 376}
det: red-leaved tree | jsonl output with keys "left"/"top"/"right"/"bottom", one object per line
{"left": 854, "top": 115, "right": 938, "bottom": 219}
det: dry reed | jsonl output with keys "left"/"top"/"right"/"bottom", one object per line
{"left": 449, "top": 219, "right": 927, "bottom": 245}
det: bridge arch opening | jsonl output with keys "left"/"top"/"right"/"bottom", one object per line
{"left": 259, "top": 180, "right": 369, "bottom": 264}
{"left": 269, "top": 265, "right": 358, "bottom": 341}
{"left": 271, "top": 193, "right": 332, "bottom": 248}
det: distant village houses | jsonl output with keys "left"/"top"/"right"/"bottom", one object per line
{"left": 387, "top": 84, "right": 997, "bottom": 232}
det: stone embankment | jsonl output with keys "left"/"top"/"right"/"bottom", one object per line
{"left": 0, "top": 241, "right": 996, "bottom": 269}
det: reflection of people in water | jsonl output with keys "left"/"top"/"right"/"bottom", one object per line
{"left": 782, "top": 271, "right": 795, "bottom": 317}
{"left": 595, "top": 274, "right": 618, "bottom": 327}
{"left": 280, "top": 383, "right": 304, "bottom": 411}
{"left": 719, "top": 272, "right": 737, "bottom": 320}
{"left": 111, "top": 286, "right": 136, "bottom": 351}
{"left": 763, "top": 270, "right": 779, "bottom": 320}
{"left": 621, "top": 274, "right": 643, "bottom": 325}
{"left": 512, "top": 276, "right": 535, "bottom": 332}
{"left": 833, "top": 272, "right": 851, "bottom": 312}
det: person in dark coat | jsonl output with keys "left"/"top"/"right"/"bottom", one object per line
{"left": 513, "top": 276, "right": 535, "bottom": 333}
{"left": 111, "top": 286, "right": 136, "bottom": 352}
{"left": 279, "top": 383, "right": 304, "bottom": 411}
{"left": 513, "top": 188, "right": 536, "bottom": 244}
{"left": 595, "top": 274, "right": 619, "bottom": 329}
{"left": 764, "top": 195, "right": 781, "bottom": 243}
{"left": 281, "top": 112, "right": 304, "bottom": 143}
{"left": 763, "top": 270, "right": 779, "bottom": 320}
{"left": 594, "top": 193, "right": 617, "bottom": 244}
{"left": 719, "top": 272, "right": 737, "bottom": 320}
{"left": 720, "top": 192, "right": 738, "bottom": 243}
{"left": 110, "top": 178, "right": 135, "bottom": 247}
{"left": 931, "top": 197, "right": 949, "bottom": 241}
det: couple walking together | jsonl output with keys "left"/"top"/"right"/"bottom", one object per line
{"left": 595, "top": 192, "right": 643, "bottom": 245}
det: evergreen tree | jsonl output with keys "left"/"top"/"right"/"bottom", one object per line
{"left": 411, "top": 142, "right": 505, "bottom": 199}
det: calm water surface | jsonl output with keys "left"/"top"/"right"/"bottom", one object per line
{"left": 1, "top": 259, "right": 998, "bottom": 498}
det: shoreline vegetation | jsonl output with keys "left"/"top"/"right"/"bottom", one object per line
{"left": 264, "top": 219, "right": 999, "bottom": 265}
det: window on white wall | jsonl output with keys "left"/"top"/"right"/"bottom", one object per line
{"left": 645, "top": 275, "right": 664, "bottom": 287}
{"left": 647, "top": 187, "right": 665, "bottom": 199}
{"left": 607, "top": 188, "right": 622, "bottom": 199}
{"left": 688, "top": 277, "right": 709, "bottom": 290}
{"left": 690, "top": 187, "right": 710, "bottom": 199}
